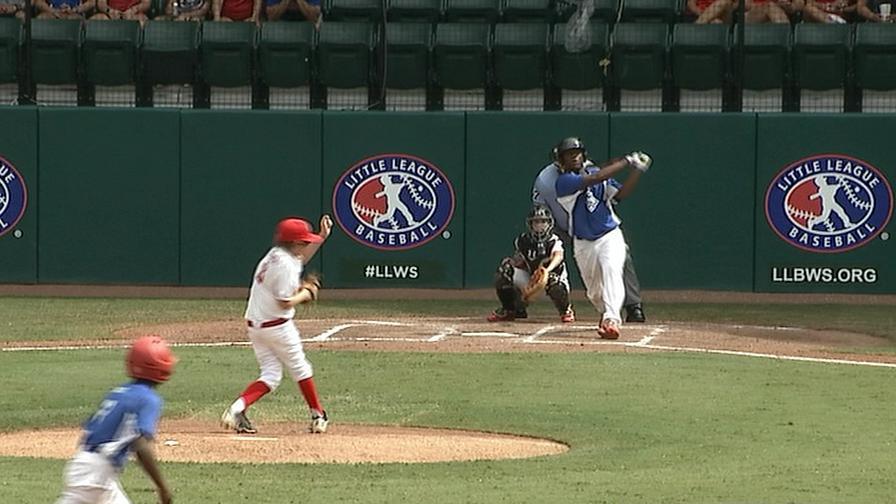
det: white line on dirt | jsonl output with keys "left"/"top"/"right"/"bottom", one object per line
{"left": 326, "top": 337, "right": 434, "bottom": 343}
{"left": 310, "top": 324, "right": 358, "bottom": 342}
{"left": 427, "top": 327, "right": 457, "bottom": 342}
{"left": 349, "top": 320, "right": 414, "bottom": 326}
{"left": 639, "top": 343, "right": 896, "bottom": 368}
{"left": 631, "top": 326, "right": 667, "bottom": 346}
{"left": 462, "top": 332, "right": 519, "bottom": 338}
{"left": 522, "top": 326, "right": 558, "bottom": 343}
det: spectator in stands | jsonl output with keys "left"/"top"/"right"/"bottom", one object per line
{"left": 748, "top": 0, "right": 803, "bottom": 22}
{"left": 688, "top": 0, "right": 800, "bottom": 22}
{"left": 265, "top": 0, "right": 320, "bottom": 27}
{"left": 802, "top": 0, "right": 854, "bottom": 22}
{"left": 0, "top": 0, "right": 26, "bottom": 19}
{"left": 857, "top": 0, "right": 892, "bottom": 21}
{"left": 213, "top": 0, "right": 261, "bottom": 24}
{"left": 157, "top": 0, "right": 209, "bottom": 20}
{"left": 35, "top": 0, "right": 94, "bottom": 18}
{"left": 91, "top": 0, "right": 150, "bottom": 23}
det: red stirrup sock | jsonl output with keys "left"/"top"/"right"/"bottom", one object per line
{"left": 240, "top": 380, "right": 271, "bottom": 408}
{"left": 298, "top": 377, "right": 323, "bottom": 413}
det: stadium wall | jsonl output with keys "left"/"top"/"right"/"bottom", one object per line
{"left": 0, "top": 108, "right": 892, "bottom": 293}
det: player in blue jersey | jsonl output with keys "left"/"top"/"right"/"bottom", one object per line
{"left": 56, "top": 335, "right": 177, "bottom": 504}
{"left": 533, "top": 143, "right": 647, "bottom": 323}
{"left": 547, "top": 137, "right": 651, "bottom": 339}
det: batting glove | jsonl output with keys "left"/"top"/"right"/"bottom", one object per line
{"left": 626, "top": 151, "right": 652, "bottom": 172}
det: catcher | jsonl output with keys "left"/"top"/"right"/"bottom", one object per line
{"left": 487, "top": 205, "right": 575, "bottom": 323}
{"left": 222, "top": 215, "right": 331, "bottom": 435}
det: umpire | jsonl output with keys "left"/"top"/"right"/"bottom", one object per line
{"left": 532, "top": 137, "right": 647, "bottom": 323}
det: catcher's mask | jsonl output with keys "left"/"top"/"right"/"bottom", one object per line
{"left": 527, "top": 205, "right": 554, "bottom": 241}
{"left": 556, "top": 137, "right": 586, "bottom": 172}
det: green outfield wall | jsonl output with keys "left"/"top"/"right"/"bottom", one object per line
{"left": 0, "top": 108, "right": 892, "bottom": 293}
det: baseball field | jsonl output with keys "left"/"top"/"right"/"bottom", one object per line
{"left": 1, "top": 288, "right": 895, "bottom": 503}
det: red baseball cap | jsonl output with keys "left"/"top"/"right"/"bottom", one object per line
{"left": 275, "top": 218, "right": 323, "bottom": 244}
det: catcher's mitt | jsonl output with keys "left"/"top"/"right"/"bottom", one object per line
{"left": 302, "top": 272, "right": 322, "bottom": 302}
{"left": 521, "top": 266, "right": 548, "bottom": 303}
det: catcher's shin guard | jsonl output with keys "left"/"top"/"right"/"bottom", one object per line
{"left": 495, "top": 258, "right": 525, "bottom": 312}
{"left": 546, "top": 273, "right": 571, "bottom": 314}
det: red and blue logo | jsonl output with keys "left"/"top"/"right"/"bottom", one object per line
{"left": 332, "top": 154, "right": 455, "bottom": 251}
{"left": 765, "top": 154, "right": 893, "bottom": 253}
{"left": 0, "top": 156, "right": 27, "bottom": 239}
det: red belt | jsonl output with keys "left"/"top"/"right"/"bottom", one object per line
{"left": 246, "top": 318, "right": 289, "bottom": 329}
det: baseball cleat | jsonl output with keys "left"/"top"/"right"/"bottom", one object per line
{"left": 310, "top": 410, "right": 329, "bottom": 434}
{"left": 625, "top": 304, "right": 646, "bottom": 323}
{"left": 599, "top": 319, "right": 620, "bottom": 340}
{"left": 221, "top": 409, "right": 258, "bottom": 434}
{"left": 560, "top": 309, "right": 575, "bottom": 323}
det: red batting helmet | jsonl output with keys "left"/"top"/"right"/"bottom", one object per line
{"left": 126, "top": 335, "right": 177, "bottom": 383}
{"left": 275, "top": 218, "right": 323, "bottom": 244}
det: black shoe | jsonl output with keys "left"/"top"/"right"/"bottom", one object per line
{"left": 625, "top": 304, "right": 646, "bottom": 323}
{"left": 514, "top": 310, "right": 528, "bottom": 319}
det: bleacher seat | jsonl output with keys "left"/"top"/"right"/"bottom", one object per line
{"left": 493, "top": 23, "right": 547, "bottom": 90}
{"left": 854, "top": 23, "right": 896, "bottom": 91}
{"left": 443, "top": 0, "right": 501, "bottom": 22}
{"left": 30, "top": 19, "right": 82, "bottom": 85}
{"left": 83, "top": 20, "right": 140, "bottom": 86}
{"left": 200, "top": 22, "right": 256, "bottom": 87}
{"left": 0, "top": 18, "right": 21, "bottom": 84}
{"left": 325, "top": 0, "right": 384, "bottom": 21}
{"left": 501, "top": 0, "right": 553, "bottom": 22}
{"left": 387, "top": 0, "right": 441, "bottom": 21}
{"left": 433, "top": 22, "right": 491, "bottom": 90}
{"left": 258, "top": 21, "right": 315, "bottom": 88}
{"left": 621, "top": 0, "right": 679, "bottom": 23}
{"left": 385, "top": 22, "right": 432, "bottom": 89}
{"left": 556, "top": 0, "right": 618, "bottom": 23}
{"left": 610, "top": 22, "right": 668, "bottom": 91}
{"left": 793, "top": 23, "right": 850, "bottom": 92}
{"left": 738, "top": 24, "right": 790, "bottom": 91}
{"left": 551, "top": 22, "right": 610, "bottom": 90}
{"left": 141, "top": 20, "right": 199, "bottom": 85}
{"left": 317, "top": 21, "right": 375, "bottom": 89}
{"left": 671, "top": 23, "right": 727, "bottom": 91}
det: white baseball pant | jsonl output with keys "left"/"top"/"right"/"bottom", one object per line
{"left": 249, "top": 320, "right": 314, "bottom": 391}
{"left": 56, "top": 451, "right": 129, "bottom": 504}
{"left": 573, "top": 227, "right": 627, "bottom": 324}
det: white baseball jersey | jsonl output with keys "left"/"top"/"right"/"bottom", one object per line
{"left": 245, "top": 247, "right": 304, "bottom": 323}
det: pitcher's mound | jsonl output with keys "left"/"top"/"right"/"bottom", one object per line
{"left": 0, "top": 419, "right": 568, "bottom": 464}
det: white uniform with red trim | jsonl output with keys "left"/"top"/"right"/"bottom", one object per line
{"left": 244, "top": 247, "right": 314, "bottom": 390}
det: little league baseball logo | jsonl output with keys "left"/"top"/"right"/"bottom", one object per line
{"left": 765, "top": 154, "right": 893, "bottom": 253}
{"left": 0, "top": 156, "right": 27, "bottom": 238}
{"left": 332, "top": 154, "right": 455, "bottom": 250}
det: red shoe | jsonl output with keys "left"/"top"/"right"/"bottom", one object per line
{"left": 560, "top": 309, "right": 575, "bottom": 323}
{"left": 487, "top": 309, "right": 515, "bottom": 322}
{"left": 599, "top": 319, "right": 620, "bottom": 340}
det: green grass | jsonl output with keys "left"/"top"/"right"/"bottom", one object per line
{"left": 1, "top": 297, "right": 895, "bottom": 503}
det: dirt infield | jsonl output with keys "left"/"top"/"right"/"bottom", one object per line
{"left": 0, "top": 420, "right": 568, "bottom": 464}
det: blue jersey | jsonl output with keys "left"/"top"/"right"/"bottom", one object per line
{"left": 80, "top": 381, "right": 163, "bottom": 469}
{"left": 555, "top": 165, "right": 622, "bottom": 240}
